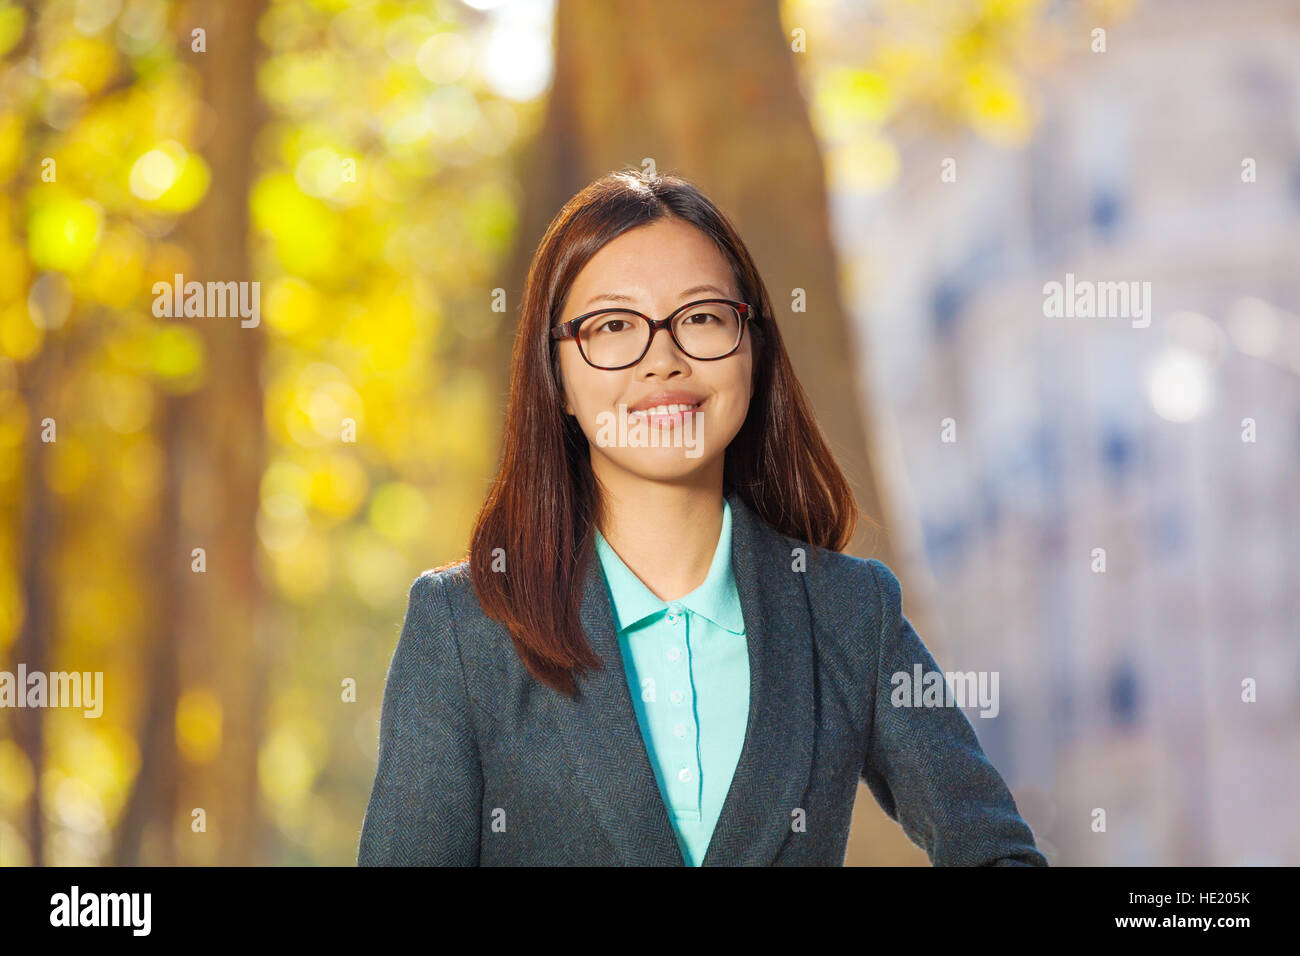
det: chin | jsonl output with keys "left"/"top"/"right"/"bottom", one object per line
{"left": 609, "top": 449, "right": 719, "bottom": 482}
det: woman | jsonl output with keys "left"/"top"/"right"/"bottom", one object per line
{"left": 358, "top": 170, "right": 1047, "bottom": 867}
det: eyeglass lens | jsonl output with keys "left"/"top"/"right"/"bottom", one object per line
{"left": 578, "top": 303, "right": 742, "bottom": 368}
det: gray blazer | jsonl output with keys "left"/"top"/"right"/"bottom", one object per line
{"left": 358, "top": 489, "right": 1047, "bottom": 866}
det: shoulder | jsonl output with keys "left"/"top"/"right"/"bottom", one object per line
{"left": 411, "top": 558, "right": 471, "bottom": 586}
{"left": 781, "top": 546, "right": 911, "bottom": 669}
{"left": 405, "top": 559, "right": 515, "bottom": 662}
{"left": 406, "top": 559, "right": 474, "bottom": 623}
{"left": 796, "top": 545, "right": 901, "bottom": 621}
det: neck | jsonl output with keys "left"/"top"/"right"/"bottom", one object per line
{"left": 593, "top": 467, "right": 726, "bottom": 603}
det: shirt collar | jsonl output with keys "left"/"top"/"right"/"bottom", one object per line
{"left": 593, "top": 498, "right": 745, "bottom": 636}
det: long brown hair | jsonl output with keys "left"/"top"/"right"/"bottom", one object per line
{"left": 466, "top": 169, "right": 865, "bottom": 698}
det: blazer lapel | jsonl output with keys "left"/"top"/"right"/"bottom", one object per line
{"left": 561, "top": 556, "right": 685, "bottom": 865}
{"left": 554, "top": 490, "right": 816, "bottom": 866}
{"left": 701, "top": 490, "right": 815, "bottom": 865}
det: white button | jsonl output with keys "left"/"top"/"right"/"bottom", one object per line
{"left": 673, "top": 723, "right": 686, "bottom": 738}
{"left": 670, "top": 690, "right": 684, "bottom": 704}
{"left": 678, "top": 767, "right": 692, "bottom": 782}
{"left": 667, "top": 647, "right": 681, "bottom": 662}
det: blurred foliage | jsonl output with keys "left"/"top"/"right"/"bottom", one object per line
{"left": 785, "top": 0, "right": 1137, "bottom": 192}
{"left": 0, "top": 0, "right": 533, "bottom": 865}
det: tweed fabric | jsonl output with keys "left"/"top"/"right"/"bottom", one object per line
{"left": 358, "top": 489, "right": 1048, "bottom": 866}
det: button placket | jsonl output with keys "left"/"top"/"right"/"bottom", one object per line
{"left": 667, "top": 604, "right": 687, "bottom": 707}
{"left": 652, "top": 603, "right": 700, "bottom": 817}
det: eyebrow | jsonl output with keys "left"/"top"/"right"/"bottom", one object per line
{"left": 584, "top": 283, "right": 730, "bottom": 308}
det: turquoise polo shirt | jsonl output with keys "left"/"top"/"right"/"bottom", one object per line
{"left": 593, "top": 498, "right": 749, "bottom": 866}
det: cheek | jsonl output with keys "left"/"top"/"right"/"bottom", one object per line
{"left": 557, "top": 349, "right": 590, "bottom": 406}
{"left": 723, "top": 364, "right": 754, "bottom": 407}
{"left": 563, "top": 364, "right": 623, "bottom": 420}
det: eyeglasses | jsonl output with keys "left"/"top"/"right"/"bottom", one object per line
{"left": 551, "top": 298, "right": 755, "bottom": 370}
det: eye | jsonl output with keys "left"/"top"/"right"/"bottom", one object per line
{"left": 593, "top": 317, "right": 631, "bottom": 334}
{"left": 682, "top": 311, "right": 720, "bottom": 325}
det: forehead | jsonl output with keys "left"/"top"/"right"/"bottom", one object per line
{"left": 566, "top": 218, "right": 735, "bottom": 303}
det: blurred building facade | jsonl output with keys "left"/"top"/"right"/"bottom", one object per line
{"left": 835, "top": 0, "right": 1300, "bottom": 864}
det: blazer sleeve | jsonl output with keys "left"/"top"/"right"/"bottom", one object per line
{"left": 860, "top": 559, "right": 1047, "bottom": 866}
{"left": 358, "top": 570, "right": 483, "bottom": 865}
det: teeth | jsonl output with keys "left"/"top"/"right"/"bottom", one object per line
{"left": 630, "top": 402, "right": 700, "bottom": 418}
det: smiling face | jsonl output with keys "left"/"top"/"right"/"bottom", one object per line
{"left": 555, "top": 216, "right": 756, "bottom": 489}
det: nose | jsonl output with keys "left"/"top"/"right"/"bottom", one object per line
{"left": 639, "top": 323, "right": 690, "bottom": 376}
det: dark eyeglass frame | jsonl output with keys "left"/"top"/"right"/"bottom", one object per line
{"left": 550, "top": 298, "right": 755, "bottom": 370}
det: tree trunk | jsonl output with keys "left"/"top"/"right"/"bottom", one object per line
{"left": 9, "top": 0, "right": 52, "bottom": 871}
{"left": 112, "top": 0, "right": 269, "bottom": 865}
{"left": 13, "top": 341, "right": 57, "bottom": 866}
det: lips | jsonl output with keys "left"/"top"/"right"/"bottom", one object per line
{"left": 626, "top": 397, "right": 705, "bottom": 423}
{"left": 628, "top": 391, "right": 707, "bottom": 414}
